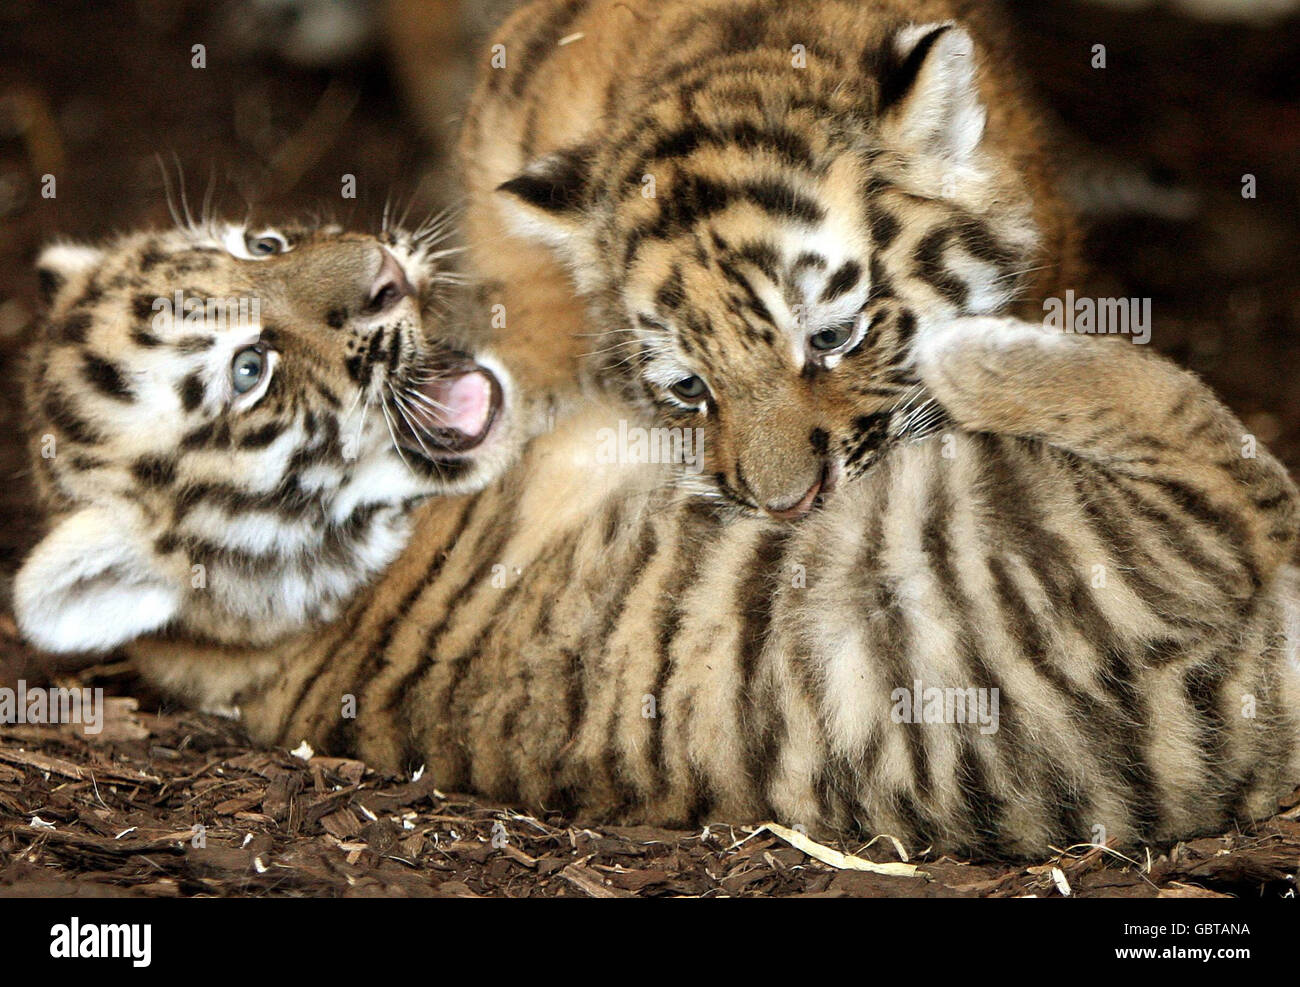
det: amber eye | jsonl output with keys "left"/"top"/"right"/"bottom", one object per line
{"left": 231, "top": 346, "right": 267, "bottom": 394}
{"left": 810, "top": 321, "right": 856, "bottom": 352}
{"left": 670, "top": 376, "right": 709, "bottom": 402}
{"left": 245, "top": 232, "right": 287, "bottom": 256}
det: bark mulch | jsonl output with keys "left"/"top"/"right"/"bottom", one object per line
{"left": 2, "top": 624, "right": 1297, "bottom": 899}
{"left": 3, "top": 1, "right": 1300, "bottom": 900}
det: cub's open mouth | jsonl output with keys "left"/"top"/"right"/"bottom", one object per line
{"left": 393, "top": 357, "right": 502, "bottom": 459}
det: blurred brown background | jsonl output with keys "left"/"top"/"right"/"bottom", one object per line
{"left": 1, "top": 0, "right": 1299, "bottom": 684}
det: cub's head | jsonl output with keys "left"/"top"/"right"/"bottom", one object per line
{"left": 497, "top": 21, "right": 1042, "bottom": 518}
{"left": 16, "top": 220, "right": 516, "bottom": 653}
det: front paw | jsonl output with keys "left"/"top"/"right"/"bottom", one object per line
{"left": 912, "top": 315, "right": 1065, "bottom": 371}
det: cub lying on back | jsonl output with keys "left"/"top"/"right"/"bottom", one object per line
{"left": 15, "top": 220, "right": 1300, "bottom": 858}
{"left": 16, "top": 220, "right": 526, "bottom": 652}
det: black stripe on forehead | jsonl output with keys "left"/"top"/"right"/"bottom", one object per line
{"left": 683, "top": 308, "right": 714, "bottom": 342}
{"left": 732, "top": 240, "right": 780, "bottom": 280}
{"left": 867, "top": 256, "right": 894, "bottom": 301}
{"left": 867, "top": 201, "right": 900, "bottom": 250}
{"left": 175, "top": 335, "right": 216, "bottom": 354}
{"left": 792, "top": 251, "right": 827, "bottom": 273}
{"left": 617, "top": 119, "right": 822, "bottom": 194}
{"left": 819, "top": 260, "right": 863, "bottom": 304}
{"left": 655, "top": 267, "right": 685, "bottom": 311}
{"left": 632, "top": 174, "right": 825, "bottom": 249}
{"left": 717, "top": 257, "right": 775, "bottom": 328}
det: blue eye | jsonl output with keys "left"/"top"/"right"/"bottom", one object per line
{"left": 810, "top": 322, "right": 855, "bottom": 352}
{"left": 245, "top": 232, "right": 287, "bottom": 256}
{"left": 231, "top": 346, "right": 266, "bottom": 393}
{"left": 670, "top": 376, "right": 709, "bottom": 401}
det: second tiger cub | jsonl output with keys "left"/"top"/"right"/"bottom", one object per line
{"left": 458, "top": 0, "right": 1082, "bottom": 517}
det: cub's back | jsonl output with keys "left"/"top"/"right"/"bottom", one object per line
{"left": 220, "top": 404, "right": 1300, "bottom": 857}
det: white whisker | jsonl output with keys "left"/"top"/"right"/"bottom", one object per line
{"left": 400, "top": 383, "right": 452, "bottom": 415}
{"left": 378, "top": 386, "right": 416, "bottom": 476}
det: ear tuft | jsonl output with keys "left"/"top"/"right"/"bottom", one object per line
{"left": 36, "top": 242, "right": 106, "bottom": 305}
{"left": 878, "top": 22, "right": 986, "bottom": 166}
{"left": 14, "top": 508, "right": 182, "bottom": 654}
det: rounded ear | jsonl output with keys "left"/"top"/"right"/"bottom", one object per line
{"left": 495, "top": 145, "right": 598, "bottom": 269}
{"left": 36, "top": 242, "right": 106, "bottom": 306}
{"left": 877, "top": 23, "right": 987, "bottom": 168}
{"left": 14, "top": 508, "right": 182, "bottom": 654}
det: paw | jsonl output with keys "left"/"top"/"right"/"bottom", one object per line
{"left": 912, "top": 315, "right": 1065, "bottom": 370}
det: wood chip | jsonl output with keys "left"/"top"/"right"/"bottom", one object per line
{"left": 559, "top": 862, "right": 634, "bottom": 898}
{"left": 753, "top": 823, "right": 926, "bottom": 878}
{"left": 0, "top": 746, "right": 160, "bottom": 784}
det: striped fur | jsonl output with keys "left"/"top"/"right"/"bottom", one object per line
{"left": 16, "top": 220, "right": 523, "bottom": 653}
{"left": 16, "top": 0, "right": 1295, "bottom": 858}
{"left": 128, "top": 310, "right": 1300, "bottom": 858}
{"left": 458, "top": 0, "right": 1083, "bottom": 518}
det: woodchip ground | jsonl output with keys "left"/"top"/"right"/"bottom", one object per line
{"left": 1, "top": 0, "right": 1299, "bottom": 896}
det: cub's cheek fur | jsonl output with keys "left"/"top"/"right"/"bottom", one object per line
{"left": 14, "top": 506, "right": 182, "bottom": 653}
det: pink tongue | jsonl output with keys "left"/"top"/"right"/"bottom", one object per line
{"left": 433, "top": 370, "right": 493, "bottom": 437}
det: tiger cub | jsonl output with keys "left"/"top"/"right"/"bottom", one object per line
{"left": 16, "top": 221, "right": 1300, "bottom": 856}
{"left": 14, "top": 220, "right": 528, "bottom": 654}
{"left": 456, "top": 0, "right": 1082, "bottom": 518}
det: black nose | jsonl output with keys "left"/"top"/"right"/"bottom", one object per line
{"left": 365, "top": 249, "right": 415, "bottom": 313}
